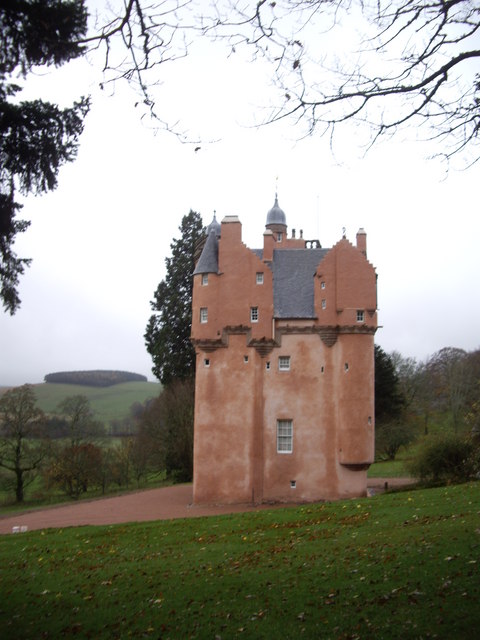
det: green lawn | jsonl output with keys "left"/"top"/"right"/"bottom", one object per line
{"left": 1, "top": 482, "right": 479, "bottom": 639}
{"left": 29, "top": 381, "right": 160, "bottom": 424}
{"left": 367, "top": 458, "right": 410, "bottom": 477}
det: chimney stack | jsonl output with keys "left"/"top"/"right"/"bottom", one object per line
{"left": 356, "top": 228, "right": 367, "bottom": 257}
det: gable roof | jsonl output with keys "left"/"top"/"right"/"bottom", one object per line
{"left": 272, "top": 248, "right": 329, "bottom": 318}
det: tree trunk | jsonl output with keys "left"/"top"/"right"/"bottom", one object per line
{"left": 15, "top": 469, "right": 24, "bottom": 503}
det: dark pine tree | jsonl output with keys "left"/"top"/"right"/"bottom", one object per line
{"left": 375, "top": 344, "right": 405, "bottom": 423}
{"left": 0, "top": 0, "right": 90, "bottom": 313}
{"left": 145, "top": 210, "right": 204, "bottom": 385}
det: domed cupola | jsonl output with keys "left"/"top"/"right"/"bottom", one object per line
{"left": 206, "top": 212, "right": 221, "bottom": 237}
{"left": 266, "top": 194, "right": 287, "bottom": 242}
{"left": 266, "top": 195, "right": 286, "bottom": 227}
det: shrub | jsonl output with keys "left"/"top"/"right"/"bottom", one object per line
{"left": 375, "top": 419, "right": 417, "bottom": 461}
{"left": 409, "top": 436, "right": 478, "bottom": 485}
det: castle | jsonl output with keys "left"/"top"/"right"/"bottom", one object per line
{"left": 191, "top": 196, "right": 378, "bottom": 504}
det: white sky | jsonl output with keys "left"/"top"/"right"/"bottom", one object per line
{"left": 1, "top": 2, "right": 479, "bottom": 386}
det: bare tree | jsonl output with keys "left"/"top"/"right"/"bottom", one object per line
{"left": 427, "top": 347, "right": 475, "bottom": 433}
{"left": 0, "top": 385, "right": 47, "bottom": 502}
{"left": 56, "top": 395, "right": 104, "bottom": 446}
{"left": 82, "top": 0, "right": 198, "bottom": 138}
{"left": 87, "top": 0, "right": 480, "bottom": 163}
{"left": 216, "top": 0, "right": 480, "bottom": 165}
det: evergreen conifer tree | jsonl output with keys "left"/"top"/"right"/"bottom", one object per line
{"left": 145, "top": 210, "right": 204, "bottom": 385}
{"left": 0, "top": 0, "right": 90, "bottom": 313}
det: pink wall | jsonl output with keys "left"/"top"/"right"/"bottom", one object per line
{"left": 192, "top": 216, "right": 377, "bottom": 505}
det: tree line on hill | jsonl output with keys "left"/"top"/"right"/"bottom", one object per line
{"left": 44, "top": 370, "right": 148, "bottom": 387}
{"left": 0, "top": 381, "right": 192, "bottom": 503}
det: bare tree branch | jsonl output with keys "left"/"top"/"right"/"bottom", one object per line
{"left": 82, "top": 0, "right": 480, "bottom": 162}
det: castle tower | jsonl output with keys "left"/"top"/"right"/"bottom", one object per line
{"left": 191, "top": 199, "right": 377, "bottom": 505}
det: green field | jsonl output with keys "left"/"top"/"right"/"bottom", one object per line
{"left": 0, "top": 481, "right": 479, "bottom": 639}
{"left": 27, "top": 381, "right": 161, "bottom": 424}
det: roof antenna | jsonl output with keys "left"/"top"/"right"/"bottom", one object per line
{"left": 342, "top": 226, "right": 346, "bottom": 239}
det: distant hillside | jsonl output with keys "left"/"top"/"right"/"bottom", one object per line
{"left": 44, "top": 370, "right": 148, "bottom": 387}
{"left": 32, "top": 381, "right": 160, "bottom": 425}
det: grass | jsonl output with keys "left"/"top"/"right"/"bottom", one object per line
{"left": 367, "top": 458, "right": 410, "bottom": 477}
{"left": 1, "top": 482, "right": 479, "bottom": 639}
{"left": 28, "top": 381, "right": 160, "bottom": 424}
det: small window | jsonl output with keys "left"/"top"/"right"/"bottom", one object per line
{"left": 266, "top": 361, "right": 271, "bottom": 370}
{"left": 290, "top": 480, "right": 296, "bottom": 489}
{"left": 321, "top": 281, "right": 326, "bottom": 290}
{"left": 204, "top": 358, "right": 210, "bottom": 367}
{"left": 277, "top": 232, "right": 283, "bottom": 242}
{"left": 344, "top": 362, "right": 349, "bottom": 372}
{"left": 244, "top": 355, "right": 249, "bottom": 364}
{"left": 277, "top": 419, "right": 293, "bottom": 453}
{"left": 200, "top": 307, "right": 208, "bottom": 323}
{"left": 321, "top": 366, "right": 325, "bottom": 373}
{"left": 256, "top": 272, "right": 264, "bottom": 285}
{"left": 250, "top": 306, "right": 259, "bottom": 323}
{"left": 321, "top": 299, "right": 326, "bottom": 310}
{"left": 278, "top": 356, "right": 290, "bottom": 371}
{"left": 201, "top": 274, "right": 208, "bottom": 286}
{"left": 356, "top": 310, "right": 365, "bottom": 322}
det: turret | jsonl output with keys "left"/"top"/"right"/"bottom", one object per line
{"left": 265, "top": 194, "right": 287, "bottom": 243}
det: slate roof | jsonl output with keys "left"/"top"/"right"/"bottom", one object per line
{"left": 193, "top": 230, "right": 219, "bottom": 275}
{"left": 193, "top": 239, "right": 329, "bottom": 318}
{"left": 272, "top": 248, "right": 329, "bottom": 318}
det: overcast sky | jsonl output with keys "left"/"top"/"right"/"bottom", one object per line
{"left": 1, "top": 2, "right": 479, "bottom": 386}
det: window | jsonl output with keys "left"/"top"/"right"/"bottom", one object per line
{"left": 244, "top": 355, "right": 249, "bottom": 364}
{"left": 344, "top": 362, "right": 349, "bottom": 372}
{"left": 321, "top": 281, "right": 326, "bottom": 290}
{"left": 277, "top": 232, "right": 283, "bottom": 242}
{"left": 266, "top": 361, "right": 271, "bottom": 370}
{"left": 321, "top": 299, "right": 326, "bottom": 310}
{"left": 278, "top": 356, "right": 290, "bottom": 371}
{"left": 204, "top": 358, "right": 210, "bottom": 367}
{"left": 277, "top": 420, "right": 293, "bottom": 453}
{"left": 356, "top": 310, "right": 365, "bottom": 322}
{"left": 200, "top": 307, "right": 208, "bottom": 323}
{"left": 250, "top": 306, "right": 259, "bottom": 322}
{"left": 256, "top": 272, "right": 264, "bottom": 285}
{"left": 290, "top": 480, "right": 296, "bottom": 489}
{"left": 201, "top": 274, "right": 208, "bottom": 286}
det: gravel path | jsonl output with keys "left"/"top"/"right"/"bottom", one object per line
{"left": 0, "top": 478, "right": 415, "bottom": 534}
